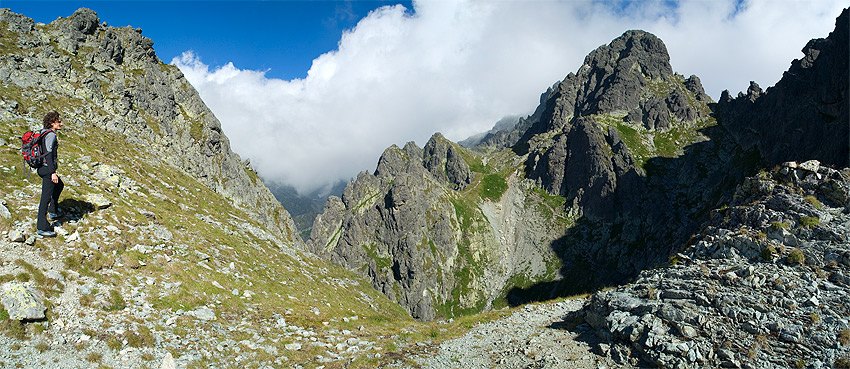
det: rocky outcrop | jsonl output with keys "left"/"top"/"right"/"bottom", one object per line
{"left": 423, "top": 133, "right": 471, "bottom": 190}
{"left": 580, "top": 162, "right": 850, "bottom": 368}
{"left": 308, "top": 134, "right": 564, "bottom": 320}
{"left": 517, "top": 30, "right": 712, "bottom": 223}
{"left": 0, "top": 8, "right": 299, "bottom": 245}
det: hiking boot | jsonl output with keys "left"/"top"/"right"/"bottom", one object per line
{"left": 37, "top": 230, "right": 56, "bottom": 238}
{"left": 48, "top": 212, "right": 62, "bottom": 220}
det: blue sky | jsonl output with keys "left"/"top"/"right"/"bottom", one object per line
{"left": 3, "top": 0, "right": 412, "bottom": 80}
{"left": 2, "top": 1, "right": 846, "bottom": 193}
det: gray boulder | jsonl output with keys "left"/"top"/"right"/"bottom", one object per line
{"left": 0, "top": 200, "right": 11, "bottom": 219}
{"left": 1, "top": 282, "right": 46, "bottom": 320}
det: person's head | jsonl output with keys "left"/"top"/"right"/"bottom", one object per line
{"left": 42, "top": 111, "right": 62, "bottom": 130}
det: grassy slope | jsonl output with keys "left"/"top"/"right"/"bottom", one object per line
{"left": 0, "top": 17, "right": 525, "bottom": 368}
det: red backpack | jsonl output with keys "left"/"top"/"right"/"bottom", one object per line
{"left": 21, "top": 129, "right": 53, "bottom": 169}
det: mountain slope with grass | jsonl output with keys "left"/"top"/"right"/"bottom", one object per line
{"left": 308, "top": 28, "right": 720, "bottom": 321}
{"left": 309, "top": 7, "right": 848, "bottom": 326}
{"left": 0, "top": 8, "right": 489, "bottom": 368}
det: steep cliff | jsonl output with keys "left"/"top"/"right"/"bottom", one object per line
{"left": 307, "top": 134, "right": 568, "bottom": 320}
{"left": 577, "top": 8, "right": 850, "bottom": 368}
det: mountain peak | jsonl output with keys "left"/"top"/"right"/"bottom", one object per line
{"left": 574, "top": 29, "right": 676, "bottom": 117}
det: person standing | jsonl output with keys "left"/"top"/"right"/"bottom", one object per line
{"left": 36, "top": 111, "right": 64, "bottom": 237}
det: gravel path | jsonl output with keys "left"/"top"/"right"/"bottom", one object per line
{"left": 412, "top": 298, "right": 624, "bottom": 369}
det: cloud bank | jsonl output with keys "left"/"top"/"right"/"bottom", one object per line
{"left": 173, "top": 0, "right": 846, "bottom": 194}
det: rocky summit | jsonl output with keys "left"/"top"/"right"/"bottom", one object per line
{"left": 0, "top": 4, "right": 848, "bottom": 369}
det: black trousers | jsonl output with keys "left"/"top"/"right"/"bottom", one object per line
{"left": 36, "top": 167, "right": 63, "bottom": 231}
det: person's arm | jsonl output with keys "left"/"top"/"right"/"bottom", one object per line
{"left": 42, "top": 132, "right": 57, "bottom": 176}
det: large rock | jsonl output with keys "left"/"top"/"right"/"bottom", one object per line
{"left": 0, "top": 200, "right": 11, "bottom": 218}
{"left": 1, "top": 282, "right": 46, "bottom": 321}
{"left": 580, "top": 165, "right": 850, "bottom": 368}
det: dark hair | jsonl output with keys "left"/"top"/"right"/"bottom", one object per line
{"left": 43, "top": 111, "right": 60, "bottom": 129}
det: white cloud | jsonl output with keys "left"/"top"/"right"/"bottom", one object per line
{"left": 172, "top": 0, "right": 846, "bottom": 194}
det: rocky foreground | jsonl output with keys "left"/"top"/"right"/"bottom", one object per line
{"left": 402, "top": 161, "right": 850, "bottom": 369}
{"left": 581, "top": 161, "right": 850, "bottom": 368}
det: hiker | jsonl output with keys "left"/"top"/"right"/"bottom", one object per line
{"left": 36, "top": 111, "right": 64, "bottom": 237}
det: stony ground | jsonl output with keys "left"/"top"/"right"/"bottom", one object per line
{"left": 411, "top": 298, "right": 622, "bottom": 369}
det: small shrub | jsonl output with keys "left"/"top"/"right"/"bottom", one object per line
{"left": 1, "top": 318, "right": 27, "bottom": 340}
{"left": 32, "top": 323, "right": 46, "bottom": 335}
{"left": 799, "top": 216, "right": 820, "bottom": 229}
{"left": 105, "top": 290, "right": 126, "bottom": 312}
{"left": 15, "top": 273, "right": 30, "bottom": 282}
{"left": 810, "top": 313, "right": 820, "bottom": 323}
{"left": 141, "top": 353, "right": 155, "bottom": 361}
{"left": 803, "top": 195, "right": 824, "bottom": 209}
{"left": 35, "top": 341, "right": 49, "bottom": 353}
{"left": 794, "top": 358, "right": 806, "bottom": 368}
{"left": 761, "top": 244, "right": 776, "bottom": 261}
{"left": 837, "top": 357, "right": 850, "bottom": 369}
{"left": 0, "top": 274, "right": 14, "bottom": 284}
{"left": 770, "top": 221, "right": 789, "bottom": 231}
{"left": 787, "top": 248, "right": 805, "bottom": 265}
{"left": 79, "top": 295, "right": 95, "bottom": 307}
{"left": 85, "top": 352, "right": 102, "bottom": 363}
{"left": 63, "top": 253, "right": 84, "bottom": 271}
{"left": 125, "top": 326, "right": 155, "bottom": 348}
{"left": 839, "top": 329, "right": 850, "bottom": 346}
{"left": 106, "top": 337, "right": 122, "bottom": 351}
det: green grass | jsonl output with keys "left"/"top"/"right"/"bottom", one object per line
{"left": 479, "top": 174, "right": 508, "bottom": 201}
{"left": 787, "top": 248, "right": 805, "bottom": 265}
{"left": 803, "top": 195, "right": 824, "bottom": 209}
{"left": 770, "top": 221, "right": 790, "bottom": 231}
{"left": 593, "top": 112, "right": 716, "bottom": 170}
{"left": 105, "top": 289, "right": 127, "bottom": 312}
{"left": 799, "top": 216, "right": 820, "bottom": 229}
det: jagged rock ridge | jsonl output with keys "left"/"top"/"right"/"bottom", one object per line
{"left": 0, "top": 8, "right": 299, "bottom": 244}
{"left": 308, "top": 134, "right": 566, "bottom": 320}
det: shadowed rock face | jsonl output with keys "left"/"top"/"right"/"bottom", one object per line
{"left": 716, "top": 7, "right": 849, "bottom": 169}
